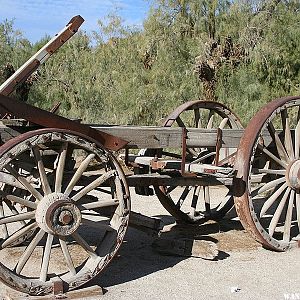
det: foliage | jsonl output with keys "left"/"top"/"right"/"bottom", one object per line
{"left": 1, "top": 0, "right": 300, "bottom": 126}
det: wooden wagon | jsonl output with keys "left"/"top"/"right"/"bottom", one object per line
{"left": 0, "top": 16, "right": 298, "bottom": 296}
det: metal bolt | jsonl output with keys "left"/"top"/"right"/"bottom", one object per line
{"left": 58, "top": 210, "right": 73, "bottom": 225}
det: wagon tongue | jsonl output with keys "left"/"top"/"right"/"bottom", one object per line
{"left": 0, "top": 94, "right": 128, "bottom": 151}
{"left": 0, "top": 15, "right": 85, "bottom": 97}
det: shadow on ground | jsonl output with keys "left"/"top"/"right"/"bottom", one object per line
{"left": 87, "top": 214, "right": 259, "bottom": 289}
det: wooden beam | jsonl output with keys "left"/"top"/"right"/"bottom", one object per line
{"left": 91, "top": 126, "right": 244, "bottom": 149}
{"left": 126, "top": 174, "right": 233, "bottom": 186}
{"left": 0, "top": 121, "right": 278, "bottom": 150}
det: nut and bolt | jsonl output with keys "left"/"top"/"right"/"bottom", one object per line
{"left": 58, "top": 210, "right": 73, "bottom": 225}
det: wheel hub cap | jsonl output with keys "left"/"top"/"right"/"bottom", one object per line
{"left": 286, "top": 160, "right": 300, "bottom": 189}
{"left": 36, "top": 193, "right": 81, "bottom": 236}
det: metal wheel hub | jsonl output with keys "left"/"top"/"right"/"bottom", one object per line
{"left": 286, "top": 160, "right": 300, "bottom": 189}
{"left": 36, "top": 193, "right": 81, "bottom": 236}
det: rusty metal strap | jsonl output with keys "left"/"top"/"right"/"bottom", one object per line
{"left": 0, "top": 94, "right": 128, "bottom": 151}
{"left": 46, "top": 15, "right": 84, "bottom": 54}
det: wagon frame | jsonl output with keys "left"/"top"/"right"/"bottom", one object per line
{"left": 0, "top": 15, "right": 299, "bottom": 296}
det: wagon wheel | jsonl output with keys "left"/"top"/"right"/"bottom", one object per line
{"left": 234, "top": 96, "right": 300, "bottom": 251}
{"left": 153, "top": 100, "right": 243, "bottom": 223}
{"left": 0, "top": 128, "right": 130, "bottom": 295}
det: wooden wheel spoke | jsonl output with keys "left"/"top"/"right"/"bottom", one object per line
{"left": 176, "top": 116, "right": 185, "bottom": 127}
{"left": 55, "top": 142, "right": 68, "bottom": 193}
{"left": 79, "top": 199, "right": 119, "bottom": 210}
{"left": 16, "top": 229, "right": 45, "bottom": 274}
{"left": 281, "top": 110, "right": 294, "bottom": 159}
{"left": 64, "top": 153, "right": 95, "bottom": 196}
{"left": 258, "top": 144, "right": 287, "bottom": 169}
{"left": 283, "top": 190, "right": 295, "bottom": 242}
{"left": 267, "top": 122, "right": 289, "bottom": 163}
{"left": 5, "top": 165, "right": 43, "bottom": 201}
{"left": 72, "top": 232, "right": 98, "bottom": 259}
{"left": 40, "top": 233, "right": 54, "bottom": 282}
{"left": 194, "top": 108, "right": 201, "bottom": 128}
{"left": 176, "top": 186, "right": 191, "bottom": 207}
{"left": 204, "top": 186, "right": 210, "bottom": 212}
{"left": 81, "top": 218, "right": 114, "bottom": 231}
{"left": 187, "top": 148, "right": 198, "bottom": 157}
{"left": 296, "top": 193, "right": 300, "bottom": 232}
{"left": 33, "top": 146, "right": 51, "bottom": 195}
{"left": 166, "top": 186, "right": 176, "bottom": 195}
{"left": 218, "top": 118, "right": 228, "bottom": 129}
{"left": 3, "top": 200, "right": 26, "bottom": 226}
{"left": 0, "top": 202, "right": 8, "bottom": 238}
{"left": 252, "top": 168, "right": 286, "bottom": 176}
{"left": 4, "top": 194, "right": 37, "bottom": 209}
{"left": 0, "top": 211, "right": 35, "bottom": 225}
{"left": 72, "top": 170, "right": 116, "bottom": 201}
{"left": 191, "top": 152, "right": 216, "bottom": 164}
{"left": 1, "top": 222, "right": 37, "bottom": 248}
{"left": 190, "top": 186, "right": 200, "bottom": 216}
{"left": 59, "top": 237, "right": 76, "bottom": 275}
{"left": 251, "top": 177, "right": 286, "bottom": 198}
{"left": 214, "top": 191, "right": 233, "bottom": 212}
{"left": 206, "top": 111, "right": 214, "bottom": 129}
{"left": 269, "top": 187, "right": 291, "bottom": 237}
{"left": 260, "top": 183, "right": 287, "bottom": 217}
{"left": 295, "top": 119, "right": 300, "bottom": 158}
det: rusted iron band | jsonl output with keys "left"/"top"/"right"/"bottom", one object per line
{"left": 162, "top": 100, "right": 242, "bottom": 128}
{"left": 0, "top": 94, "right": 128, "bottom": 151}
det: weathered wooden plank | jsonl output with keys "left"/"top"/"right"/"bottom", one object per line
{"left": 92, "top": 125, "right": 184, "bottom": 148}
{"left": 129, "top": 211, "right": 163, "bottom": 237}
{"left": 93, "top": 126, "right": 281, "bottom": 149}
{"left": 92, "top": 125, "right": 245, "bottom": 149}
{"left": 126, "top": 174, "right": 233, "bottom": 186}
{"left": 0, "top": 122, "right": 277, "bottom": 150}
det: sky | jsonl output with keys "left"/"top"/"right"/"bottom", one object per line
{"left": 0, "top": 0, "right": 150, "bottom": 43}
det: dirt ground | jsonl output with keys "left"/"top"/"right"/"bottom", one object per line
{"left": 1, "top": 187, "right": 300, "bottom": 300}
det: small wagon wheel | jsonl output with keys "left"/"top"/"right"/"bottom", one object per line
{"left": 234, "top": 96, "right": 300, "bottom": 251}
{"left": 153, "top": 100, "right": 243, "bottom": 223}
{"left": 0, "top": 128, "right": 130, "bottom": 295}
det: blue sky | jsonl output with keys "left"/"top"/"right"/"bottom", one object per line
{"left": 0, "top": 0, "right": 150, "bottom": 43}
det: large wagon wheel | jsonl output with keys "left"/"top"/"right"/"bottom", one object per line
{"left": 234, "top": 96, "right": 300, "bottom": 251}
{"left": 153, "top": 100, "right": 243, "bottom": 223}
{"left": 0, "top": 128, "right": 130, "bottom": 295}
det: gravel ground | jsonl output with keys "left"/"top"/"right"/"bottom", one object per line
{"left": 2, "top": 187, "right": 300, "bottom": 300}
